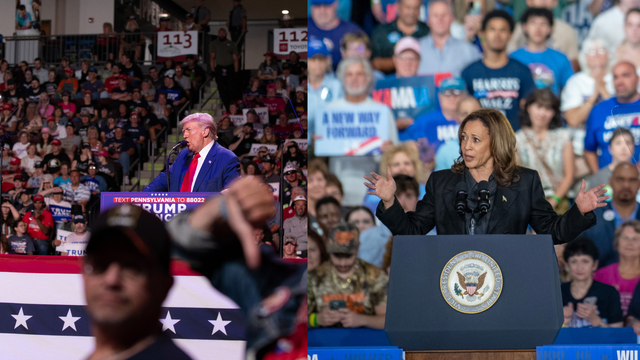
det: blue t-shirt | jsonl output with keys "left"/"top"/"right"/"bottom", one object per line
{"left": 308, "top": 19, "right": 364, "bottom": 70}
{"left": 402, "top": 110, "right": 459, "bottom": 153}
{"left": 509, "top": 48, "right": 574, "bottom": 95}
{"left": 585, "top": 97, "right": 640, "bottom": 169}
{"left": 461, "top": 58, "right": 536, "bottom": 132}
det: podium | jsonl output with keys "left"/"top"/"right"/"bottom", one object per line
{"left": 385, "top": 235, "right": 562, "bottom": 359}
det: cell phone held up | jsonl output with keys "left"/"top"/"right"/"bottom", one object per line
{"left": 468, "top": 1, "right": 481, "bottom": 15}
{"left": 329, "top": 299, "right": 347, "bottom": 311}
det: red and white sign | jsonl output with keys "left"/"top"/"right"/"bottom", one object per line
{"left": 273, "top": 28, "right": 307, "bottom": 57}
{"left": 157, "top": 31, "right": 199, "bottom": 58}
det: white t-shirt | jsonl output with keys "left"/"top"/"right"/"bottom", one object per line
{"left": 588, "top": 6, "right": 625, "bottom": 53}
{"left": 58, "top": 231, "right": 90, "bottom": 256}
{"left": 13, "top": 142, "right": 30, "bottom": 159}
{"left": 560, "top": 72, "right": 615, "bottom": 112}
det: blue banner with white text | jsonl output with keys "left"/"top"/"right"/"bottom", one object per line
{"left": 100, "top": 192, "right": 218, "bottom": 222}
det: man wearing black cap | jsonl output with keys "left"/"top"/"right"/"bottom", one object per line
{"left": 261, "top": 154, "right": 279, "bottom": 183}
{"left": 43, "top": 139, "right": 71, "bottom": 176}
{"left": 2, "top": 79, "right": 23, "bottom": 105}
{"left": 80, "top": 67, "right": 106, "bottom": 98}
{"left": 159, "top": 74, "right": 188, "bottom": 114}
{"left": 228, "top": 123, "right": 257, "bottom": 160}
{"left": 27, "top": 160, "right": 45, "bottom": 191}
{"left": 82, "top": 205, "right": 191, "bottom": 359}
{"left": 56, "top": 214, "right": 90, "bottom": 256}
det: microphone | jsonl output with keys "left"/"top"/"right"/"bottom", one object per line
{"left": 454, "top": 181, "right": 468, "bottom": 219}
{"left": 166, "top": 140, "right": 188, "bottom": 192}
{"left": 170, "top": 140, "right": 188, "bottom": 153}
{"left": 478, "top": 181, "right": 491, "bottom": 214}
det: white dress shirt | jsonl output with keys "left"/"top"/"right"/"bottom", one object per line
{"left": 190, "top": 140, "right": 214, "bottom": 192}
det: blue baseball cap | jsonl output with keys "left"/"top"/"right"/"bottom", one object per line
{"left": 308, "top": 38, "right": 331, "bottom": 58}
{"left": 310, "top": 0, "right": 336, "bottom": 5}
{"left": 439, "top": 77, "right": 466, "bottom": 92}
{"left": 73, "top": 214, "right": 86, "bottom": 223}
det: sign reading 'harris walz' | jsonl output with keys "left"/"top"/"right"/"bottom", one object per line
{"left": 100, "top": 193, "right": 217, "bottom": 222}
{"left": 372, "top": 75, "right": 437, "bottom": 120}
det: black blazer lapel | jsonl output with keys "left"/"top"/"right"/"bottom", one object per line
{"left": 487, "top": 185, "right": 519, "bottom": 234}
{"left": 442, "top": 172, "right": 466, "bottom": 234}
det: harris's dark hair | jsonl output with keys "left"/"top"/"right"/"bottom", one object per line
{"left": 563, "top": 237, "right": 600, "bottom": 262}
{"left": 482, "top": 10, "right": 515, "bottom": 33}
{"left": 315, "top": 196, "right": 340, "bottom": 214}
{"left": 520, "top": 88, "right": 562, "bottom": 130}
{"left": 520, "top": 7, "right": 554, "bottom": 27}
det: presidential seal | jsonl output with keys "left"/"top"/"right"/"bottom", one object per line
{"left": 440, "top": 251, "right": 503, "bottom": 314}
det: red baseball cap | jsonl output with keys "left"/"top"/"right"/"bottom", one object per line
{"left": 98, "top": 151, "right": 110, "bottom": 157}
{"left": 2, "top": 104, "right": 12, "bottom": 111}
{"left": 46, "top": 116, "right": 55, "bottom": 122}
{"left": 33, "top": 194, "right": 45, "bottom": 202}
{"left": 10, "top": 157, "right": 20, "bottom": 165}
{"left": 84, "top": 90, "right": 92, "bottom": 95}
{"left": 64, "top": 67, "right": 74, "bottom": 73}
{"left": 51, "top": 139, "right": 62, "bottom": 146}
{"left": 118, "top": 74, "right": 128, "bottom": 80}
{"left": 263, "top": 51, "right": 275, "bottom": 57}
{"left": 130, "top": 111, "right": 139, "bottom": 118}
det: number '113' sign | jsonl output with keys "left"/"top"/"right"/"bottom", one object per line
{"left": 157, "top": 31, "right": 199, "bottom": 57}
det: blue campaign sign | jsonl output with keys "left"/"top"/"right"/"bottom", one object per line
{"left": 100, "top": 192, "right": 218, "bottom": 222}
{"left": 314, "top": 102, "right": 390, "bottom": 156}
{"left": 49, "top": 204, "right": 72, "bottom": 222}
{"left": 372, "top": 75, "right": 437, "bottom": 120}
{"left": 308, "top": 347, "right": 404, "bottom": 360}
{"left": 537, "top": 345, "right": 640, "bottom": 360}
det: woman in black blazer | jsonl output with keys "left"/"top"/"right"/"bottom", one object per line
{"left": 364, "top": 109, "right": 608, "bottom": 244}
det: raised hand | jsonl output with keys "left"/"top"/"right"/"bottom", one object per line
{"left": 364, "top": 166, "right": 396, "bottom": 208}
{"left": 575, "top": 180, "right": 609, "bottom": 215}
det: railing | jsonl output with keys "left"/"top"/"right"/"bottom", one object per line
{"left": 199, "top": 87, "right": 219, "bottom": 111}
{"left": 121, "top": 155, "right": 142, "bottom": 192}
{"left": 4, "top": 31, "right": 210, "bottom": 68}
{"left": 148, "top": 125, "right": 169, "bottom": 181}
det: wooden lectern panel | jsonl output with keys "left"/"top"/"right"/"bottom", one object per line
{"left": 406, "top": 349, "right": 536, "bottom": 360}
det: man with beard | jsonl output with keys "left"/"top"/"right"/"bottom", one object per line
{"left": 82, "top": 205, "right": 191, "bottom": 359}
{"left": 282, "top": 164, "right": 306, "bottom": 206}
{"left": 308, "top": 223, "right": 388, "bottom": 329}
{"left": 579, "top": 162, "right": 640, "bottom": 269}
{"left": 283, "top": 195, "right": 308, "bottom": 256}
{"left": 283, "top": 186, "right": 306, "bottom": 221}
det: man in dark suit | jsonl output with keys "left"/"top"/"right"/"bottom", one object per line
{"left": 580, "top": 162, "right": 640, "bottom": 268}
{"left": 365, "top": 108, "right": 608, "bottom": 244}
{"left": 144, "top": 113, "right": 240, "bottom": 192}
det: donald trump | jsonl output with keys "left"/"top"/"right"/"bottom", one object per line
{"left": 144, "top": 113, "right": 240, "bottom": 192}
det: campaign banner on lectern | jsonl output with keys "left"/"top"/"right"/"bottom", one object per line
{"left": 314, "top": 103, "right": 390, "bottom": 156}
{"left": 372, "top": 75, "right": 437, "bottom": 120}
{"left": 100, "top": 192, "right": 218, "bottom": 221}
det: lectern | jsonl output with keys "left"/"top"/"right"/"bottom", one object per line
{"left": 385, "top": 235, "right": 562, "bottom": 359}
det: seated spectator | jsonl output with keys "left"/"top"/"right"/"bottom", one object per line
{"left": 0, "top": 200, "right": 18, "bottom": 239}
{"left": 104, "top": 63, "right": 121, "bottom": 94}
{"left": 229, "top": 123, "right": 258, "bottom": 161}
{"left": 137, "top": 103, "right": 163, "bottom": 145}
{"left": 403, "top": 77, "right": 466, "bottom": 144}
{"left": 394, "top": 174, "right": 419, "bottom": 212}
{"left": 45, "top": 117, "right": 66, "bottom": 139}
{"left": 150, "top": 92, "right": 172, "bottom": 125}
{"left": 584, "top": 62, "right": 640, "bottom": 174}
{"left": 507, "top": 0, "right": 579, "bottom": 68}
{"left": 258, "top": 124, "right": 277, "bottom": 145}
{"left": 59, "top": 91, "right": 77, "bottom": 120}
{"left": 12, "top": 131, "right": 30, "bottom": 159}
{"left": 287, "top": 51, "right": 307, "bottom": 77}
{"left": 7, "top": 220, "right": 34, "bottom": 255}
{"left": 435, "top": 95, "right": 481, "bottom": 171}
{"left": 110, "top": 74, "right": 133, "bottom": 107}
{"left": 75, "top": 61, "right": 90, "bottom": 88}
{"left": 461, "top": 10, "right": 536, "bottom": 131}
{"left": 7, "top": 176, "right": 26, "bottom": 204}
{"left": 98, "top": 60, "right": 114, "bottom": 83}
{"left": 243, "top": 77, "right": 263, "bottom": 106}
{"left": 261, "top": 154, "right": 279, "bottom": 183}
{"left": 56, "top": 214, "right": 90, "bottom": 256}
{"left": 100, "top": 116, "right": 117, "bottom": 144}
{"left": 283, "top": 140, "right": 306, "bottom": 169}
{"left": 382, "top": 143, "right": 425, "bottom": 198}
{"left": 22, "top": 194, "right": 53, "bottom": 255}
{"left": 42, "top": 139, "right": 71, "bottom": 176}
{"left": 309, "top": 229, "right": 329, "bottom": 272}
{"left": 21, "top": 143, "right": 41, "bottom": 177}
{"left": 73, "top": 143, "right": 93, "bottom": 175}
{"left": 158, "top": 58, "right": 175, "bottom": 78}
{"left": 562, "top": 38, "right": 612, "bottom": 129}
{"left": 587, "top": 129, "right": 634, "bottom": 199}
{"left": 37, "top": 93, "right": 54, "bottom": 120}
{"left": 3, "top": 157, "right": 26, "bottom": 193}
{"left": 26, "top": 161, "right": 44, "bottom": 190}
{"left": 371, "top": 0, "right": 428, "bottom": 74}
{"left": 40, "top": 187, "right": 72, "bottom": 230}
{"left": 582, "top": 162, "right": 640, "bottom": 268}
{"left": 22, "top": 102, "right": 43, "bottom": 135}
{"left": 0, "top": 103, "right": 18, "bottom": 133}
{"left": 515, "top": 89, "right": 574, "bottom": 213}
{"left": 14, "top": 189, "right": 33, "bottom": 215}
{"left": 42, "top": 70, "right": 58, "bottom": 96}
{"left": 140, "top": 79, "right": 156, "bottom": 103}
{"left": 263, "top": 84, "right": 287, "bottom": 119}
{"left": 509, "top": 8, "right": 574, "bottom": 95}
{"left": 257, "top": 51, "right": 280, "bottom": 87}
{"left": 80, "top": 68, "right": 107, "bottom": 99}
{"left": 308, "top": 159, "right": 329, "bottom": 229}
{"left": 273, "top": 112, "right": 293, "bottom": 133}
{"left": 283, "top": 165, "right": 307, "bottom": 205}
{"left": 54, "top": 162, "right": 72, "bottom": 186}
{"left": 340, "top": 33, "right": 385, "bottom": 81}
{"left": 0, "top": 144, "right": 10, "bottom": 172}
{"left": 308, "top": 223, "right": 388, "bottom": 329}
{"left": 316, "top": 196, "right": 342, "bottom": 236}
{"left": 216, "top": 115, "right": 235, "bottom": 147}
{"left": 87, "top": 126, "right": 102, "bottom": 157}
{"left": 61, "top": 124, "right": 81, "bottom": 160}
{"left": 37, "top": 128, "right": 53, "bottom": 157}
{"left": 159, "top": 73, "right": 188, "bottom": 114}
{"left": 242, "top": 161, "right": 261, "bottom": 176}
{"left": 56, "top": 68, "right": 78, "bottom": 95}
{"left": 562, "top": 237, "right": 623, "bottom": 328}
{"left": 594, "top": 220, "right": 640, "bottom": 317}
{"left": 125, "top": 111, "right": 147, "bottom": 152}
{"left": 283, "top": 195, "right": 308, "bottom": 255}
{"left": 52, "top": 106, "right": 69, "bottom": 127}
{"left": 346, "top": 205, "right": 391, "bottom": 268}
{"left": 82, "top": 162, "right": 108, "bottom": 196}
{"left": 96, "top": 150, "right": 117, "bottom": 180}
{"left": 25, "top": 77, "right": 43, "bottom": 103}
{"left": 618, "top": 11, "right": 640, "bottom": 71}
{"left": 274, "top": 78, "right": 288, "bottom": 98}
{"left": 115, "top": 103, "right": 130, "bottom": 128}
{"left": 21, "top": 68, "right": 35, "bottom": 93}
{"left": 282, "top": 235, "right": 302, "bottom": 259}
{"left": 325, "top": 173, "right": 343, "bottom": 205}
{"left": 120, "top": 52, "right": 144, "bottom": 88}
{"left": 103, "top": 126, "right": 134, "bottom": 183}
{"left": 147, "top": 66, "right": 163, "bottom": 90}
{"left": 59, "top": 170, "right": 91, "bottom": 213}
{"left": 279, "top": 63, "right": 300, "bottom": 93}
{"left": 173, "top": 64, "right": 191, "bottom": 96}
{"left": 290, "top": 86, "right": 307, "bottom": 117}
{"left": 3, "top": 79, "right": 23, "bottom": 106}
{"left": 587, "top": 0, "right": 632, "bottom": 54}
{"left": 308, "top": 39, "right": 343, "bottom": 132}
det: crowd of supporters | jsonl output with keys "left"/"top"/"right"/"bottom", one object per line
{"left": 307, "top": 0, "right": 640, "bottom": 331}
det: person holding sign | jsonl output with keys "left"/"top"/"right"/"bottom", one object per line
{"left": 56, "top": 215, "right": 90, "bottom": 257}
{"left": 366, "top": 108, "right": 606, "bottom": 243}
{"left": 144, "top": 113, "right": 240, "bottom": 192}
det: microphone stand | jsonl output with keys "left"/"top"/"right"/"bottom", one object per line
{"left": 166, "top": 141, "right": 187, "bottom": 192}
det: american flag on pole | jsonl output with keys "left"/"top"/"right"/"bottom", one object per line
{"left": 0, "top": 255, "right": 246, "bottom": 360}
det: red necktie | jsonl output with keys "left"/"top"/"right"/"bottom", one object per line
{"left": 180, "top": 153, "right": 200, "bottom": 192}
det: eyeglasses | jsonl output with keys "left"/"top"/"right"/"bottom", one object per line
{"left": 441, "top": 90, "right": 463, "bottom": 97}
{"left": 83, "top": 261, "right": 148, "bottom": 280}
{"left": 285, "top": 171, "right": 296, "bottom": 176}
{"left": 396, "top": 55, "right": 419, "bottom": 62}
{"left": 586, "top": 47, "right": 607, "bottom": 56}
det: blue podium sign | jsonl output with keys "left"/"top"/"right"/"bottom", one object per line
{"left": 308, "top": 346, "right": 403, "bottom": 360}
{"left": 100, "top": 192, "right": 218, "bottom": 221}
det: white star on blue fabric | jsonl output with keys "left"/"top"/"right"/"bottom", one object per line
{"left": 11, "top": 307, "right": 32, "bottom": 330}
{"left": 208, "top": 312, "right": 231, "bottom": 335}
{"left": 160, "top": 311, "right": 181, "bottom": 334}
{"left": 59, "top": 309, "right": 81, "bottom": 331}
